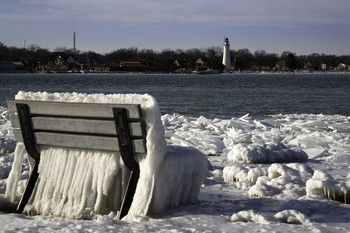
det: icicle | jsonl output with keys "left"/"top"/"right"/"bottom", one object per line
{"left": 344, "top": 189, "right": 347, "bottom": 204}
{"left": 22, "top": 147, "right": 123, "bottom": 219}
{"left": 5, "top": 143, "right": 28, "bottom": 202}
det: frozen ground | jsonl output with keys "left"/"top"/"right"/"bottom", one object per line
{"left": 1, "top": 105, "right": 350, "bottom": 232}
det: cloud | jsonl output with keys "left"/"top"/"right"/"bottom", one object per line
{"left": 2, "top": 0, "right": 350, "bottom": 27}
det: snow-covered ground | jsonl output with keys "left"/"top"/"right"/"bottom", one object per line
{"left": 1, "top": 105, "right": 350, "bottom": 232}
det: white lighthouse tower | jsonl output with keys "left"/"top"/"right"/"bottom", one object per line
{"left": 222, "top": 37, "right": 231, "bottom": 71}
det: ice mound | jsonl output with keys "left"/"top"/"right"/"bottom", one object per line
{"left": 231, "top": 210, "right": 271, "bottom": 224}
{"left": 274, "top": 210, "right": 310, "bottom": 225}
{"left": 231, "top": 208, "right": 311, "bottom": 225}
{"left": 227, "top": 143, "right": 308, "bottom": 164}
{"left": 306, "top": 170, "right": 350, "bottom": 203}
{"left": 223, "top": 163, "right": 314, "bottom": 199}
{"left": 250, "top": 164, "right": 311, "bottom": 198}
{"left": 6, "top": 91, "right": 208, "bottom": 219}
{"left": 223, "top": 165, "right": 249, "bottom": 182}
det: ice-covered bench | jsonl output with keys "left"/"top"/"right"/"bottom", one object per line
{"left": 6, "top": 92, "right": 207, "bottom": 220}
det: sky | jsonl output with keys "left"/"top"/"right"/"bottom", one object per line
{"left": 1, "top": 0, "right": 350, "bottom": 55}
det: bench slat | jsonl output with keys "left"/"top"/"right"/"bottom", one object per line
{"left": 11, "top": 115, "right": 145, "bottom": 137}
{"left": 13, "top": 130, "right": 146, "bottom": 154}
{"left": 7, "top": 100, "right": 143, "bottom": 119}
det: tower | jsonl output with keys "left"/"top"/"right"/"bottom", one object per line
{"left": 73, "top": 32, "right": 76, "bottom": 56}
{"left": 222, "top": 37, "right": 231, "bottom": 71}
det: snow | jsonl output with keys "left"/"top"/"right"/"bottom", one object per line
{"left": 1, "top": 93, "right": 350, "bottom": 232}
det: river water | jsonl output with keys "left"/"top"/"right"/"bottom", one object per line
{"left": 0, "top": 72, "right": 349, "bottom": 118}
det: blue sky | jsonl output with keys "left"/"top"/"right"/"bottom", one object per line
{"left": 1, "top": 0, "right": 350, "bottom": 55}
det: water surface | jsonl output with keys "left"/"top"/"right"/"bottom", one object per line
{"left": 1, "top": 72, "right": 349, "bottom": 118}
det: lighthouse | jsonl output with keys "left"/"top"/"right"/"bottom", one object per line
{"left": 222, "top": 37, "right": 231, "bottom": 71}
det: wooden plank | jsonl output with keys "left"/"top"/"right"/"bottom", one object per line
{"left": 11, "top": 115, "right": 145, "bottom": 137}
{"left": 13, "top": 130, "right": 146, "bottom": 154}
{"left": 7, "top": 100, "right": 143, "bottom": 119}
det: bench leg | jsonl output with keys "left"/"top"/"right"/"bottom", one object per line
{"left": 113, "top": 107, "right": 141, "bottom": 219}
{"left": 117, "top": 169, "right": 140, "bottom": 220}
{"left": 16, "top": 162, "right": 39, "bottom": 213}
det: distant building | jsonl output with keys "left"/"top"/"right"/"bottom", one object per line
{"left": 109, "top": 57, "right": 152, "bottom": 72}
{"left": 37, "top": 55, "right": 69, "bottom": 73}
{"left": 336, "top": 63, "right": 347, "bottom": 71}
{"left": 0, "top": 61, "right": 25, "bottom": 72}
{"left": 321, "top": 63, "right": 327, "bottom": 71}
{"left": 174, "top": 59, "right": 188, "bottom": 73}
{"left": 222, "top": 37, "right": 231, "bottom": 71}
{"left": 195, "top": 58, "right": 209, "bottom": 72}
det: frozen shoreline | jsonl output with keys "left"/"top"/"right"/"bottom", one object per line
{"left": 1, "top": 105, "right": 350, "bottom": 232}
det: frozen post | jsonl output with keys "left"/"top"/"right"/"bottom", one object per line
{"left": 222, "top": 37, "right": 231, "bottom": 72}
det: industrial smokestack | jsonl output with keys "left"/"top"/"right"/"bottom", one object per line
{"left": 73, "top": 32, "right": 76, "bottom": 56}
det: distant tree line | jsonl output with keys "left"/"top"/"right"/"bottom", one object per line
{"left": 1, "top": 41, "right": 350, "bottom": 72}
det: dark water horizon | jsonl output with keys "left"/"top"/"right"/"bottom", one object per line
{"left": 1, "top": 72, "right": 349, "bottom": 119}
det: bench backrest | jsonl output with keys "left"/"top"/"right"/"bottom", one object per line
{"left": 8, "top": 100, "right": 147, "bottom": 156}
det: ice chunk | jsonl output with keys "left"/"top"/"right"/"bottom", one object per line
{"left": 249, "top": 182, "right": 281, "bottom": 197}
{"left": 231, "top": 210, "right": 271, "bottom": 224}
{"left": 247, "top": 167, "right": 269, "bottom": 184}
{"left": 297, "top": 120, "right": 329, "bottom": 131}
{"left": 306, "top": 170, "right": 348, "bottom": 202}
{"left": 268, "top": 164, "right": 300, "bottom": 180}
{"left": 223, "top": 165, "right": 248, "bottom": 182}
{"left": 274, "top": 210, "right": 310, "bottom": 225}
{"left": 227, "top": 144, "right": 267, "bottom": 164}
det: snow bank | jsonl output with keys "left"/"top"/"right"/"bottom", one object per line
{"left": 6, "top": 91, "right": 207, "bottom": 219}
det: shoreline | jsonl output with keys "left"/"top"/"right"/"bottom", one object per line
{"left": 1, "top": 70, "right": 350, "bottom": 75}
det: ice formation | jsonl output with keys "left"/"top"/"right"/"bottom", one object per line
{"left": 5, "top": 91, "right": 208, "bottom": 219}
{"left": 227, "top": 143, "right": 308, "bottom": 164}
{"left": 274, "top": 210, "right": 310, "bottom": 225}
{"left": 306, "top": 170, "right": 350, "bottom": 203}
{"left": 231, "top": 210, "right": 271, "bottom": 224}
